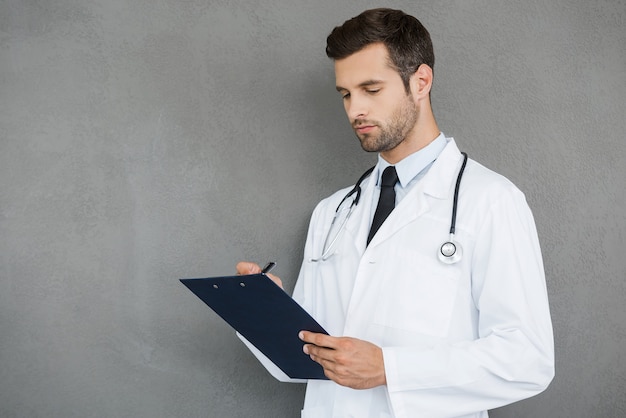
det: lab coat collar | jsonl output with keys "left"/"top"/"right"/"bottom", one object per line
{"left": 422, "top": 137, "right": 465, "bottom": 200}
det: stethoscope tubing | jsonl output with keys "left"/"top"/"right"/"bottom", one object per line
{"left": 450, "top": 152, "right": 468, "bottom": 235}
{"left": 312, "top": 152, "right": 468, "bottom": 264}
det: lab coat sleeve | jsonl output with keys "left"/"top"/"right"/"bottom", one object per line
{"left": 383, "top": 187, "right": 555, "bottom": 417}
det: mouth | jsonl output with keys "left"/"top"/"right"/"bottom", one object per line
{"left": 354, "top": 124, "right": 377, "bottom": 135}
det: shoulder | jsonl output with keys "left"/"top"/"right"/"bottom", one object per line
{"left": 464, "top": 158, "right": 525, "bottom": 199}
{"left": 460, "top": 158, "right": 533, "bottom": 227}
{"left": 312, "top": 185, "right": 355, "bottom": 215}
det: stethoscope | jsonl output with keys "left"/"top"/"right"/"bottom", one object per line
{"left": 310, "top": 152, "right": 468, "bottom": 264}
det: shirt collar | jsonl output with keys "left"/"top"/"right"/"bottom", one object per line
{"left": 375, "top": 133, "right": 448, "bottom": 188}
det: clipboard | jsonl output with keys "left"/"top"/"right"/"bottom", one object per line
{"left": 180, "top": 273, "right": 328, "bottom": 380}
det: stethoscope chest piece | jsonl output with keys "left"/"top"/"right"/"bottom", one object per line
{"left": 438, "top": 235, "right": 463, "bottom": 264}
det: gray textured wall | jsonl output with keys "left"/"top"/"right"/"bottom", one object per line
{"left": 1, "top": 1, "right": 624, "bottom": 417}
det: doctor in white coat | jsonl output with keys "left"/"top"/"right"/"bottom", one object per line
{"left": 237, "top": 8, "right": 554, "bottom": 418}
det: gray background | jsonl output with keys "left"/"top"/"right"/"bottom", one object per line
{"left": 1, "top": 0, "right": 624, "bottom": 417}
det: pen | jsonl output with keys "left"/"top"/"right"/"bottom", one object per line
{"left": 261, "top": 261, "right": 276, "bottom": 274}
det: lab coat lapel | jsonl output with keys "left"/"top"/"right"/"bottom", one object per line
{"left": 366, "top": 140, "right": 464, "bottom": 248}
{"left": 365, "top": 181, "right": 430, "bottom": 247}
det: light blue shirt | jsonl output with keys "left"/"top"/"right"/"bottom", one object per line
{"left": 372, "top": 132, "right": 448, "bottom": 207}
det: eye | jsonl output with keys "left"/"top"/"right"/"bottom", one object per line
{"left": 366, "top": 89, "right": 380, "bottom": 95}
{"left": 341, "top": 92, "right": 351, "bottom": 100}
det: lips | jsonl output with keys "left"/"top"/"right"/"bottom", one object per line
{"left": 354, "top": 124, "right": 377, "bottom": 134}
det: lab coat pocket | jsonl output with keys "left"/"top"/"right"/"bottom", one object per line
{"left": 373, "top": 250, "right": 459, "bottom": 339}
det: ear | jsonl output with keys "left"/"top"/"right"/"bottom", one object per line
{"left": 409, "top": 64, "right": 433, "bottom": 102}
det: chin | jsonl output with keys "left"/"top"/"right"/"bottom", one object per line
{"left": 357, "top": 135, "right": 378, "bottom": 152}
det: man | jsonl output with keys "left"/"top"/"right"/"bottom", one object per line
{"left": 237, "top": 8, "right": 554, "bottom": 418}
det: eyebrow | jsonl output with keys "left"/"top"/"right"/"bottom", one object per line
{"left": 336, "top": 79, "right": 385, "bottom": 92}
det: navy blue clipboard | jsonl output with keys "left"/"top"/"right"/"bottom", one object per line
{"left": 180, "top": 273, "right": 328, "bottom": 380}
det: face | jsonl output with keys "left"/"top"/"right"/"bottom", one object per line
{"left": 334, "top": 43, "right": 418, "bottom": 154}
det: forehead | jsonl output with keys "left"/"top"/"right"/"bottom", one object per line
{"left": 334, "top": 43, "right": 400, "bottom": 88}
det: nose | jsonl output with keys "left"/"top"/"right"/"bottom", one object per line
{"left": 345, "top": 96, "right": 368, "bottom": 121}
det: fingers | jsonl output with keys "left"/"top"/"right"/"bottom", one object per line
{"left": 300, "top": 332, "right": 341, "bottom": 364}
{"left": 301, "top": 341, "right": 335, "bottom": 369}
{"left": 236, "top": 261, "right": 261, "bottom": 275}
{"left": 235, "top": 262, "right": 284, "bottom": 289}
{"left": 299, "top": 331, "right": 336, "bottom": 350}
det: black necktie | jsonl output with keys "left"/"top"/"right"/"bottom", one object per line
{"left": 367, "top": 166, "right": 398, "bottom": 245}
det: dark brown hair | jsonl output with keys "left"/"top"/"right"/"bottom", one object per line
{"left": 326, "top": 8, "right": 434, "bottom": 92}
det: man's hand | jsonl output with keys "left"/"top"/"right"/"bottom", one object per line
{"left": 235, "top": 261, "right": 283, "bottom": 289}
{"left": 299, "top": 331, "right": 386, "bottom": 389}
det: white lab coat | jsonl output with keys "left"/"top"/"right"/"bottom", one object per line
{"left": 241, "top": 138, "right": 554, "bottom": 418}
